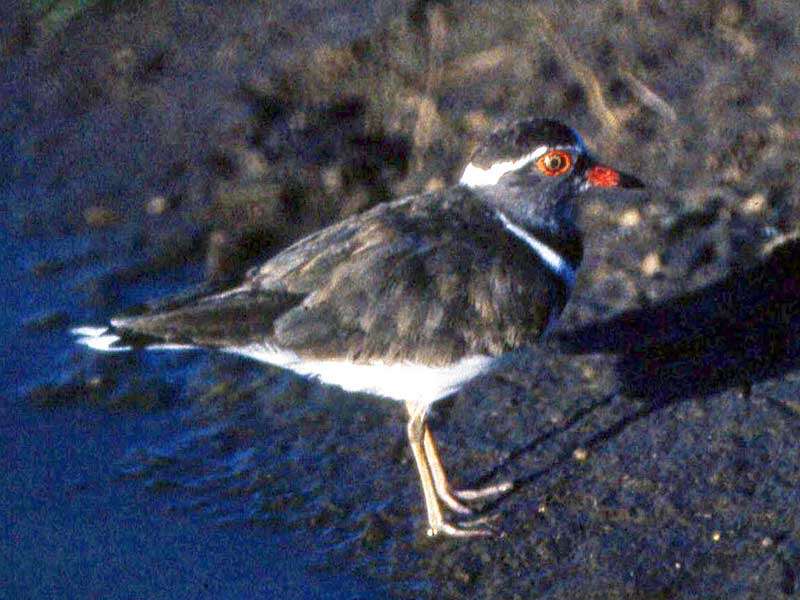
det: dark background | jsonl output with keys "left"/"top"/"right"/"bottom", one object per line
{"left": 3, "top": 1, "right": 800, "bottom": 598}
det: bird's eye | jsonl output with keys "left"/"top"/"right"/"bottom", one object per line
{"left": 536, "top": 150, "right": 572, "bottom": 176}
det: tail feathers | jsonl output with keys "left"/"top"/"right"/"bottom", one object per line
{"left": 71, "top": 325, "right": 196, "bottom": 353}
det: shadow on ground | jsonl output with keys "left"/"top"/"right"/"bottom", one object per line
{"left": 560, "top": 238, "right": 800, "bottom": 403}
{"left": 474, "top": 238, "right": 800, "bottom": 507}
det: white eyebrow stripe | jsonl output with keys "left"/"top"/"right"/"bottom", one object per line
{"left": 496, "top": 211, "right": 577, "bottom": 289}
{"left": 460, "top": 146, "right": 547, "bottom": 188}
{"left": 460, "top": 145, "right": 583, "bottom": 188}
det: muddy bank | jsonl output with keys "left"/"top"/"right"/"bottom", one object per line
{"left": 5, "top": 1, "right": 800, "bottom": 597}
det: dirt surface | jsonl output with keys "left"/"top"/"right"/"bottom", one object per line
{"left": 5, "top": 1, "right": 800, "bottom": 597}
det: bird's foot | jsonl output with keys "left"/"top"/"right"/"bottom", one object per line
{"left": 452, "top": 479, "right": 513, "bottom": 501}
{"left": 436, "top": 489, "right": 475, "bottom": 515}
{"left": 427, "top": 513, "right": 500, "bottom": 538}
{"left": 435, "top": 480, "right": 514, "bottom": 515}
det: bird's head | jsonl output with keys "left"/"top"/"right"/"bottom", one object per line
{"left": 460, "top": 118, "right": 643, "bottom": 228}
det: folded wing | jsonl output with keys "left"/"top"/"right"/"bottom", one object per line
{"left": 111, "top": 189, "right": 565, "bottom": 364}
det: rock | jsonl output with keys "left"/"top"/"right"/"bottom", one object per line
{"left": 641, "top": 252, "right": 662, "bottom": 277}
{"left": 146, "top": 195, "right": 169, "bottom": 215}
{"left": 618, "top": 208, "right": 641, "bottom": 227}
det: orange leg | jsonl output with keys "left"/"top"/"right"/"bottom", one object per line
{"left": 405, "top": 402, "right": 494, "bottom": 537}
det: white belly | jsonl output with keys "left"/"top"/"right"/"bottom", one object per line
{"left": 72, "top": 326, "right": 496, "bottom": 406}
{"left": 227, "top": 345, "right": 496, "bottom": 405}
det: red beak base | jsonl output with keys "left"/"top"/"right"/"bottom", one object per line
{"left": 586, "top": 165, "right": 644, "bottom": 189}
{"left": 586, "top": 165, "right": 621, "bottom": 187}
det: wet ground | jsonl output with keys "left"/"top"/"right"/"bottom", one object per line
{"left": 3, "top": 1, "right": 800, "bottom": 598}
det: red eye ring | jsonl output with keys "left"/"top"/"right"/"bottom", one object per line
{"left": 536, "top": 150, "right": 573, "bottom": 176}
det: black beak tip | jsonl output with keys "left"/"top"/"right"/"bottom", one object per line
{"left": 619, "top": 172, "right": 645, "bottom": 189}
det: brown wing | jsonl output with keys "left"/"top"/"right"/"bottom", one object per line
{"left": 112, "top": 188, "right": 567, "bottom": 363}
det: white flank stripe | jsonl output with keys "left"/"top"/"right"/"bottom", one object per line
{"left": 146, "top": 343, "right": 197, "bottom": 351}
{"left": 70, "top": 326, "right": 109, "bottom": 337}
{"left": 227, "top": 345, "right": 495, "bottom": 405}
{"left": 76, "top": 334, "right": 131, "bottom": 352}
{"left": 496, "top": 211, "right": 576, "bottom": 289}
{"left": 72, "top": 324, "right": 195, "bottom": 352}
{"left": 72, "top": 325, "right": 491, "bottom": 403}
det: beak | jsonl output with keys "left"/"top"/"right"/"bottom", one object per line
{"left": 585, "top": 163, "right": 644, "bottom": 189}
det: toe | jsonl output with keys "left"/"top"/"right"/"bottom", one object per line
{"left": 427, "top": 515, "right": 501, "bottom": 538}
{"left": 437, "top": 492, "right": 474, "bottom": 515}
{"left": 453, "top": 480, "right": 514, "bottom": 501}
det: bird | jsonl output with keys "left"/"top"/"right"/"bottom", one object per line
{"left": 72, "top": 117, "right": 643, "bottom": 538}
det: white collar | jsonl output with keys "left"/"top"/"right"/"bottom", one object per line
{"left": 496, "top": 211, "right": 577, "bottom": 289}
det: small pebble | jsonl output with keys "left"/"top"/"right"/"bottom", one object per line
{"left": 641, "top": 252, "right": 662, "bottom": 276}
{"left": 465, "top": 110, "right": 491, "bottom": 134}
{"left": 742, "top": 192, "right": 766, "bottom": 214}
{"left": 425, "top": 177, "right": 445, "bottom": 193}
{"left": 321, "top": 167, "right": 343, "bottom": 194}
{"left": 619, "top": 208, "right": 641, "bottom": 227}
{"left": 146, "top": 195, "right": 168, "bottom": 215}
{"left": 239, "top": 150, "right": 269, "bottom": 178}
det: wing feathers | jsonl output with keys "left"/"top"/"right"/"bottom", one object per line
{"left": 111, "top": 289, "right": 305, "bottom": 348}
{"left": 110, "top": 189, "right": 566, "bottom": 362}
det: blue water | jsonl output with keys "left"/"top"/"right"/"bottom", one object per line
{"left": 0, "top": 2, "right": 414, "bottom": 594}
{"left": 0, "top": 183, "right": 385, "bottom": 598}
